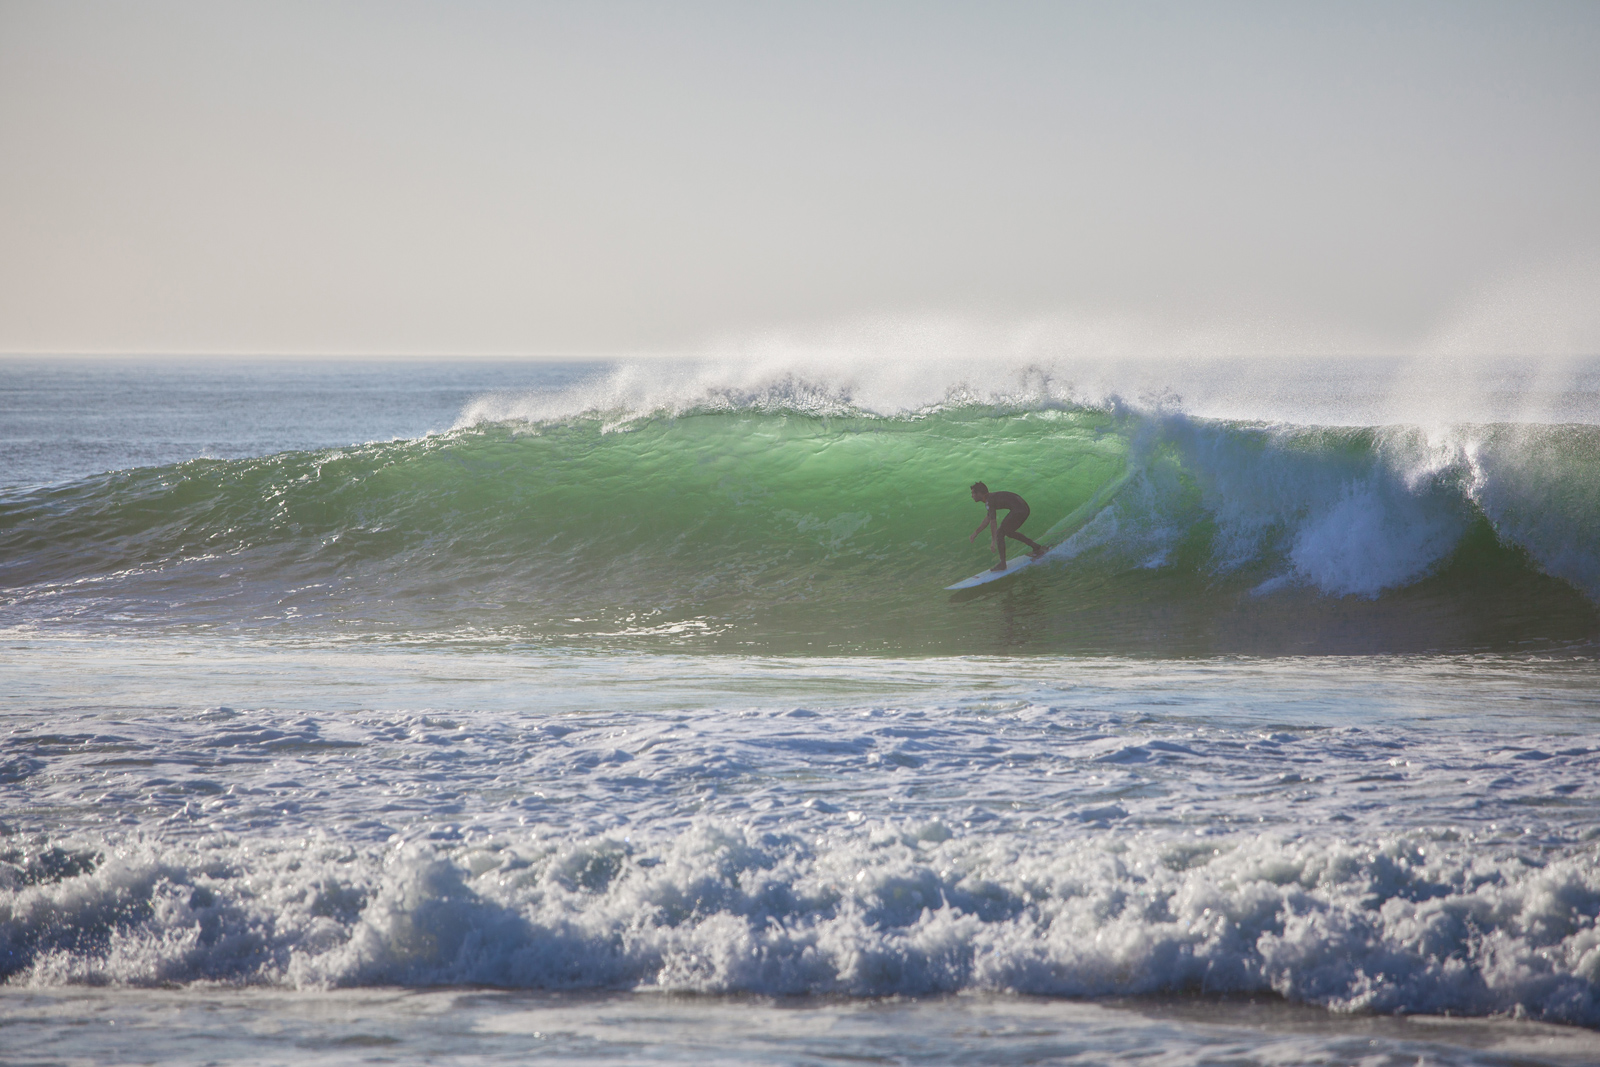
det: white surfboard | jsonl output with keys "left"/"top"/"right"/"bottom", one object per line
{"left": 946, "top": 553, "right": 1043, "bottom": 590}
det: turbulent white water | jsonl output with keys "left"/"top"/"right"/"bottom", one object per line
{"left": 4, "top": 644, "right": 1598, "bottom": 1027}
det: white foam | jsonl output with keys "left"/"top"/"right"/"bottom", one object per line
{"left": 4, "top": 679, "right": 1598, "bottom": 1022}
{"left": 8, "top": 819, "right": 1600, "bottom": 1026}
{"left": 1070, "top": 415, "right": 1480, "bottom": 598}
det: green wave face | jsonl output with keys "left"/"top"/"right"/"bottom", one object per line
{"left": 2, "top": 407, "right": 1596, "bottom": 655}
{"left": 508, "top": 408, "right": 1129, "bottom": 649}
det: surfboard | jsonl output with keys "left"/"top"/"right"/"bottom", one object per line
{"left": 946, "top": 553, "right": 1043, "bottom": 590}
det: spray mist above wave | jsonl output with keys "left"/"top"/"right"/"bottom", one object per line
{"left": 455, "top": 316, "right": 1600, "bottom": 430}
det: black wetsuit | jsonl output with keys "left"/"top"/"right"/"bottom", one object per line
{"left": 986, "top": 490, "right": 1030, "bottom": 536}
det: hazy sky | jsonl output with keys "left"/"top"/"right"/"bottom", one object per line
{"left": 2, "top": 1, "right": 1597, "bottom": 356}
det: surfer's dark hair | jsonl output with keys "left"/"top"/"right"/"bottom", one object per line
{"left": 970, "top": 482, "right": 988, "bottom": 495}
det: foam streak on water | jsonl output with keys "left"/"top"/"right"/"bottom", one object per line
{"left": 8, "top": 988, "right": 1600, "bottom": 1067}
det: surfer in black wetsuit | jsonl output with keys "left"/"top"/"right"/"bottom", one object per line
{"left": 969, "top": 482, "right": 1047, "bottom": 571}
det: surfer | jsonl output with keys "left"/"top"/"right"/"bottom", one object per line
{"left": 969, "top": 482, "right": 1047, "bottom": 571}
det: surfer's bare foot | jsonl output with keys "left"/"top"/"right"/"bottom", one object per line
{"left": 991, "top": 562, "right": 1007, "bottom": 572}
{"left": 1030, "top": 548, "right": 1046, "bottom": 560}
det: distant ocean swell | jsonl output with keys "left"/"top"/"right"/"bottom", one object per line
{"left": 4, "top": 824, "right": 1599, "bottom": 1023}
{"left": 1, "top": 400, "right": 1595, "bottom": 653}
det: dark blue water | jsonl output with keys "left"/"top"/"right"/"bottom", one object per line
{"left": 0, "top": 358, "right": 607, "bottom": 489}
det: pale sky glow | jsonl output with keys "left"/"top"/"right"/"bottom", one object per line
{"left": 1, "top": 1, "right": 1598, "bottom": 356}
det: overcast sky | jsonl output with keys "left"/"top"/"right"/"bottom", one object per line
{"left": 2, "top": 0, "right": 1597, "bottom": 356}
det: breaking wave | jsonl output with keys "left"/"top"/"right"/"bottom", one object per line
{"left": 1, "top": 377, "right": 1595, "bottom": 654}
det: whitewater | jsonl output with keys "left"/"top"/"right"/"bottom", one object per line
{"left": 2, "top": 355, "right": 1598, "bottom": 1066}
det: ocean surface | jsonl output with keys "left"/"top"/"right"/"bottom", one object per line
{"left": 2, "top": 355, "right": 1598, "bottom": 1066}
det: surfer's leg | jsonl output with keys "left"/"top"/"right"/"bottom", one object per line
{"left": 1000, "top": 511, "right": 1045, "bottom": 559}
{"left": 1007, "top": 532, "right": 1046, "bottom": 558}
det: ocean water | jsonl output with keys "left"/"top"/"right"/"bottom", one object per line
{"left": 2, "top": 355, "right": 1599, "bottom": 1066}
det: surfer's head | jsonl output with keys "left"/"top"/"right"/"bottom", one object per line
{"left": 970, "top": 482, "right": 988, "bottom": 502}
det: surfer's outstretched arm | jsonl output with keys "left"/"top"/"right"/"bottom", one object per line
{"left": 969, "top": 514, "right": 992, "bottom": 544}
